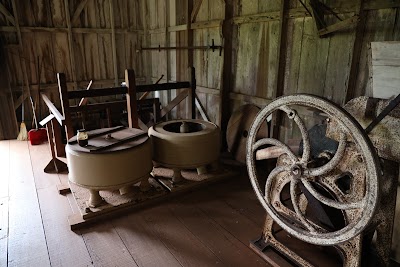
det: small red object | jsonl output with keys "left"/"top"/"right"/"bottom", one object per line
{"left": 28, "top": 128, "right": 48, "bottom": 145}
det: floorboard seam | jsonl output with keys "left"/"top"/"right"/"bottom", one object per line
{"left": 27, "top": 142, "right": 53, "bottom": 267}
{"left": 166, "top": 202, "right": 227, "bottom": 265}
{"left": 143, "top": 213, "right": 185, "bottom": 267}
{"left": 110, "top": 220, "right": 140, "bottom": 267}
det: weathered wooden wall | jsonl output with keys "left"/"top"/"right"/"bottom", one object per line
{"left": 0, "top": 0, "right": 145, "bottom": 133}
{"left": 0, "top": 0, "right": 399, "bottom": 139}
{"left": 141, "top": 0, "right": 400, "bottom": 133}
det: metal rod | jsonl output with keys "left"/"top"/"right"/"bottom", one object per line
{"left": 141, "top": 39, "right": 222, "bottom": 52}
{"left": 141, "top": 45, "right": 222, "bottom": 51}
{"left": 365, "top": 93, "right": 400, "bottom": 134}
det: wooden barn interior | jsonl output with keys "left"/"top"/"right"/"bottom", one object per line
{"left": 0, "top": 0, "right": 400, "bottom": 266}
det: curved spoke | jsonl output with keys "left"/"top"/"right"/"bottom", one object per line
{"left": 264, "top": 166, "right": 291, "bottom": 200}
{"left": 307, "top": 130, "right": 347, "bottom": 177}
{"left": 253, "top": 138, "right": 298, "bottom": 163}
{"left": 280, "top": 106, "right": 310, "bottom": 164}
{"left": 290, "top": 180, "right": 317, "bottom": 233}
{"left": 301, "top": 179, "right": 363, "bottom": 210}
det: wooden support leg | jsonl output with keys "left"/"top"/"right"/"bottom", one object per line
{"left": 88, "top": 189, "right": 103, "bottom": 207}
{"left": 172, "top": 168, "right": 183, "bottom": 183}
{"left": 196, "top": 165, "right": 208, "bottom": 175}
{"left": 52, "top": 119, "right": 65, "bottom": 157}
{"left": 44, "top": 118, "right": 68, "bottom": 174}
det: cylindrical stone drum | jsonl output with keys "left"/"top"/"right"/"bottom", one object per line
{"left": 66, "top": 127, "right": 152, "bottom": 191}
{"left": 148, "top": 119, "right": 220, "bottom": 169}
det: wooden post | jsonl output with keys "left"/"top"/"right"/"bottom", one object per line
{"left": 189, "top": 66, "right": 196, "bottom": 119}
{"left": 187, "top": 0, "right": 194, "bottom": 68}
{"left": 153, "top": 98, "right": 160, "bottom": 123}
{"left": 219, "top": 0, "right": 235, "bottom": 148}
{"left": 58, "top": 73, "right": 74, "bottom": 140}
{"left": 345, "top": 0, "right": 366, "bottom": 103}
{"left": 63, "top": 0, "right": 78, "bottom": 91}
{"left": 271, "top": 0, "right": 289, "bottom": 139}
{"left": 125, "top": 69, "right": 138, "bottom": 129}
{"left": 52, "top": 119, "right": 65, "bottom": 157}
{"left": 109, "top": 0, "right": 118, "bottom": 87}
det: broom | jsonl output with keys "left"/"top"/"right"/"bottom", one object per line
{"left": 17, "top": 95, "right": 28, "bottom": 141}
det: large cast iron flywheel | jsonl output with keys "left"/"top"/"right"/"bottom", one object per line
{"left": 246, "top": 94, "right": 380, "bottom": 246}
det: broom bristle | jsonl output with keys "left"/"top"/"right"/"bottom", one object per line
{"left": 17, "top": 122, "right": 28, "bottom": 141}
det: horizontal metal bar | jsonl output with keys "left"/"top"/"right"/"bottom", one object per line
{"left": 69, "top": 98, "right": 159, "bottom": 113}
{"left": 67, "top": 82, "right": 190, "bottom": 99}
{"left": 67, "top": 86, "right": 127, "bottom": 99}
{"left": 141, "top": 46, "right": 222, "bottom": 51}
{"left": 70, "top": 100, "right": 127, "bottom": 113}
{"left": 136, "top": 82, "right": 191, "bottom": 92}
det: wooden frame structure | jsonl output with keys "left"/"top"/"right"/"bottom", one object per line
{"left": 41, "top": 67, "right": 197, "bottom": 172}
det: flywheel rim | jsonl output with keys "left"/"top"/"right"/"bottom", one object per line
{"left": 246, "top": 94, "right": 380, "bottom": 246}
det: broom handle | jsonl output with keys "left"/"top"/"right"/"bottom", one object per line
{"left": 30, "top": 97, "right": 38, "bottom": 129}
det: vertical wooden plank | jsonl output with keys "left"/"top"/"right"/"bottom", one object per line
{"left": 220, "top": 0, "right": 234, "bottom": 135}
{"left": 109, "top": 0, "right": 119, "bottom": 86}
{"left": 73, "top": 33, "right": 87, "bottom": 81}
{"left": 324, "top": 32, "right": 356, "bottom": 104}
{"left": 125, "top": 69, "right": 138, "bottom": 128}
{"left": 346, "top": 0, "right": 367, "bottom": 102}
{"left": 233, "top": 23, "right": 262, "bottom": 96}
{"left": 35, "top": 32, "right": 57, "bottom": 84}
{"left": 97, "top": 33, "right": 114, "bottom": 80}
{"left": 7, "top": 141, "right": 50, "bottom": 267}
{"left": 207, "top": 28, "right": 223, "bottom": 90}
{"left": 84, "top": 33, "right": 101, "bottom": 80}
{"left": 116, "top": 33, "right": 126, "bottom": 79}
{"left": 58, "top": 73, "right": 74, "bottom": 139}
{"left": 50, "top": 0, "right": 66, "bottom": 27}
{"left": 53, "top": 32, "right": 73, "bottom": 80}
{"left": 283, "top": 18, "right": 305, "bottom": 95}
{"left": 296, "top": 18, "right": 330, "bottom": 95}
{"left": 241, "top": 0, "right": 259, "bottom": 16}
{"left": 52, "top": 117, "right": 65, "bottom": 157}
{"left": 141, "top": 0, "right": 152, "bottom": 84}
{"left": 63, "top": 0, "right": 78, "bottom": 90}
{"left": 194, "top": 28, "right": 208, "bottom": 87}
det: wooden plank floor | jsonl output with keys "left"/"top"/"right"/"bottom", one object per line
{"left": 0, "top": 140, "right": 271, "bottom": 267}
